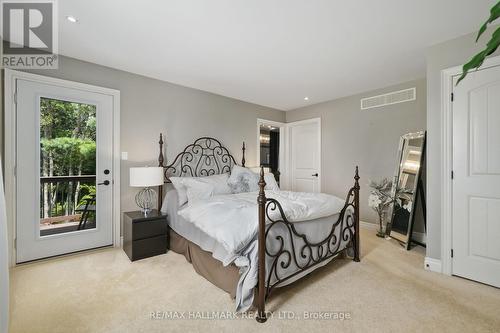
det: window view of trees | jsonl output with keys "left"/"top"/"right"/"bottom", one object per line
{"left": 40, "top": 98, "right": 97, "bottom": 222}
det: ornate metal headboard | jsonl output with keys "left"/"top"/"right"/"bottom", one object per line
{"left": 157, "top": 134, "right": 245, "bottom": 208}
{"left": 158, "top": 134, "right": 246, "bottom": 180}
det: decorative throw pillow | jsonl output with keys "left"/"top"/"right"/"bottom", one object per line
{"left": 228, "top": 165, "right": 260, "bottom": 193}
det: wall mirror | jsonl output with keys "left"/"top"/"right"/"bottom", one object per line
{"left": 386, "top": 131, "right": 426, "bottom": 250}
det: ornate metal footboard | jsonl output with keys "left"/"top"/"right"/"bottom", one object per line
{"left": 255, "top": 167, "right": 360, "bottom": 323}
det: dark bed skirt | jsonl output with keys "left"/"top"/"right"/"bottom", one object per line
{"left": 169, "top": 228, "right": 240, "bottom": 298}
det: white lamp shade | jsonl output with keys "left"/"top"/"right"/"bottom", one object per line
{"left": 129, "top": 167, "right": 164, "bottom": 187}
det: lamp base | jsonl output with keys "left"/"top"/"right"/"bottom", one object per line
{"left": 135, "top": 187, "right": 157, "bottom": 215}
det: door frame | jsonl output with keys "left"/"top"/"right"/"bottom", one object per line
{"left": 440, "top": 55, "right": 500, "bottom": 276}
{"left": 285, "top": 117, "right": 322, "bottom": 192}
{"left": 4, "top": 69, "right": 121, "bottom": 267}
{"left": 256, "top": 118, "right": 286, "bottom": 183}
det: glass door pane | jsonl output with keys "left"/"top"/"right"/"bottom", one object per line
{"left": 39, "top": 97, "right": 97, "bottom": 236}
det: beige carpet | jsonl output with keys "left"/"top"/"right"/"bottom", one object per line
{"left": 9, "top": 228, "right": 500, "bottom": 333}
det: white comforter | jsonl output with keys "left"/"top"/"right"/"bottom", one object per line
{"left": 178, "top": 190, "right": 345, "bottom": 255}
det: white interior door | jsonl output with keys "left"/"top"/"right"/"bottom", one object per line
{"left": 452, "top": 65, "right": 500, "bottom": 288}
{"left": 287, "top": 118, "right": 321, "bottom": 193}
{"left": 16, "top": 79, "right": 114, "bottom": 263}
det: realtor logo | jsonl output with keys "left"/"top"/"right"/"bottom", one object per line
{"left": 1, "top": 0, "right": 58, "bottom": 69}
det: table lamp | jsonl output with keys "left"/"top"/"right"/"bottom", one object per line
{"left": 129, "top": 167, "right": 164, "bottom": 215}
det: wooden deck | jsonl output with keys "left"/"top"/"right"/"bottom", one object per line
{"left": 40, "top": 214, "right": 81, "bottom": 225}
{"left": 39, "top": 214, "right": 95, "bottom": 236}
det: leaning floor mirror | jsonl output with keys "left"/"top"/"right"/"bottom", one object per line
{"left": 386, "top": 131, "right": 426, "bottom": 250}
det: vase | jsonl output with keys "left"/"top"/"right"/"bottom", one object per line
{"left": 376, "top": 211, "right": 386, "bottom": 238}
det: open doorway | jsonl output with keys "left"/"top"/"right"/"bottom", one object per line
{"left": 257, "top": 119, "right": 285, "bottom": 185}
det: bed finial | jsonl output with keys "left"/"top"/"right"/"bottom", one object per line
{"left": 158, "top": 133, "right": 164, "bottom": 167}
{"left": 258, "top": 166, "right": 266, "bottom": 191}
{"left": 241, "top": 142, "right": 246, "bottom": 167}
{"left": 354, "top": 165, "right": 360, "bottom": 189}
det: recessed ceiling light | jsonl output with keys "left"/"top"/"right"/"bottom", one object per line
{"left": 66, "top": 16, "right": 78, "bottom": 23}
{"left": 304, "top": 97, "right": 309, "bottom": 101}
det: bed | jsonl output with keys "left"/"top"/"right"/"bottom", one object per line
{"left": 157, "top": 134, "right": 360, "bottom": 322}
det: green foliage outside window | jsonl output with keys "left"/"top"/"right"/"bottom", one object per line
{"left": 40, "top": 98, "right": 97, "bottom": 219}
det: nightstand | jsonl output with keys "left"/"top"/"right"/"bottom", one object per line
{"left": 123, "top": 210, "right": 168, "bottom": 261}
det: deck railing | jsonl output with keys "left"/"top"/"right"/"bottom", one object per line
{"left": 39, "top": 175, "right": 96, "bottom": 223}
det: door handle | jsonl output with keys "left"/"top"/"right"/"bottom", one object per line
{"left": 312, "top": 173, "right": 319, "bottom": 177}
{"left": 98, "top": 180, "right": 110, "bottom": 186}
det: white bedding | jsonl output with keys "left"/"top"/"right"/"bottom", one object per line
{"left": 163, "top": 189, "right": 350, "bottom": 313}
{"left": 162, "top": 190, "right": 239, "bottom": 265}
{"left": 178, "top": 190, "right": 345, "bottom": 255}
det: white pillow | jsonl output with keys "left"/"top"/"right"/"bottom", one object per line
{"left": 170, "top": 177, "right": 188, "bottom": 206}
{"left": 263, "top": 173, "right": 280, "bottom": 191}
{"left": 183, "top": 179, "right": 215, "bottom": 203}
{"left": 205, "top": 173, "right": 232, "bottom": 195}
{"left": 228, "top": 165, "right": 260, "bottom": 193}
{"left": 170, "top": 173, "right": 231, "bottom": 205}
{"left": 160, "top": 189, "right": 179, "bottom": 213}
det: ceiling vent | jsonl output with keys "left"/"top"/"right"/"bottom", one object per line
{"left": 360, "top": 87, "right": 416, "bottom": 110}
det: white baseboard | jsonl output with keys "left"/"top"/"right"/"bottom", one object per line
{"left": 120, "top": 236, "right": 123, "bottom": 248}
{"left": 424, "top": 257, "right": 442, "bottom": 273}
{"left": 360, "top": 221, "right": 377, "bottom": 230}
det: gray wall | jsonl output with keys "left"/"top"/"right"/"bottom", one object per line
{"left": 286, "top": 78, "right": 427, "bottom": 224}
{"left": 12, "top": 56, "right": 285, "bottom": 231}
{"left": 426, "top": 26, "right": 500, "bottom": 260}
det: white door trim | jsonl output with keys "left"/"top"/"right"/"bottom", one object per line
{"left": 440, "top": 55, "right": 500, "bottom": 276}
{"left": 4, "top": 69, "right": 121, "bottom": 267}
{"left": 285, "top": 117, "right": 322, "bottom": 192}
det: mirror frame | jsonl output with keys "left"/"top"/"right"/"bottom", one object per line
{"left": 386, "top": 131, "right": 426, "bottom": 249}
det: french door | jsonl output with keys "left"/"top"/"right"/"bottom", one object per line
{"left": 452, "top": 64, "right": 500, "bottom": 288}
{"left": 16, "top": 79, "right": 114, "bottom": 263}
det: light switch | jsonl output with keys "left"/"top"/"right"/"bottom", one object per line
{"left": 121, "top": 152, "right": 128, "bottom": 160}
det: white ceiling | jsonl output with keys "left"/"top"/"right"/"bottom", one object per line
{"left": 59, "top": 0, "right": 496, "bottom": 110}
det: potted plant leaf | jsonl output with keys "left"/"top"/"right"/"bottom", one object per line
{"left": 368, "top": 178, "right": 394, "bottom": 237}
{"left": 458, "top": 1, "right": 500, "bottom": 85}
